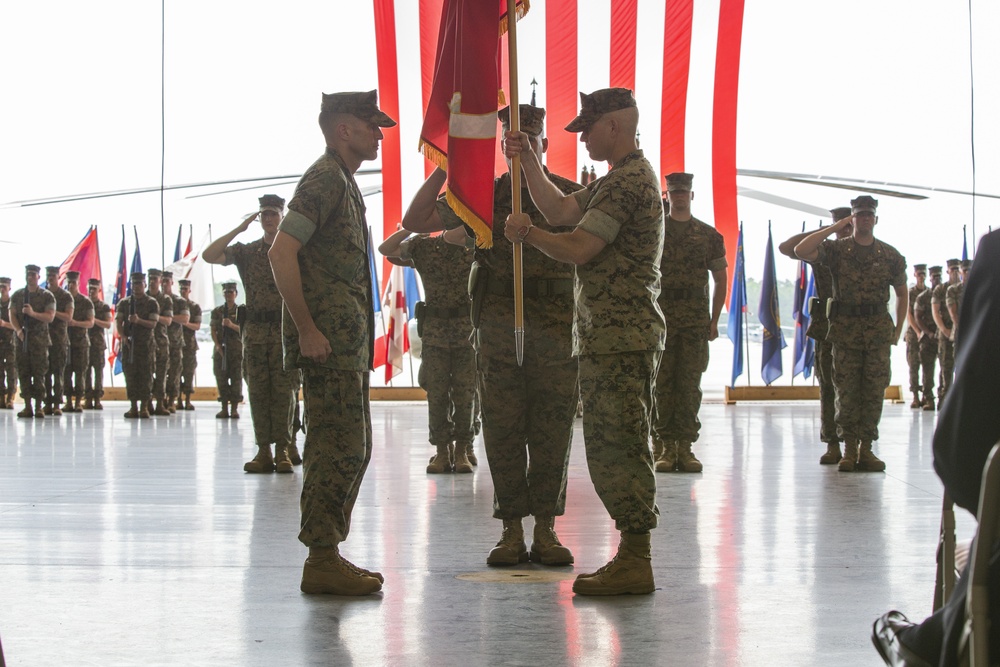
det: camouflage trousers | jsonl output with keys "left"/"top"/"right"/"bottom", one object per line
{"left": 122, "top": 340, "right": 154, "bottom": 402}
{"left": 243, "top": 339, "right": 297, "bottom": 447}
{"left": 579, "top": 351, "right": 660, "bottom": 533}
{"left": 298, "top": 368, "right": 372, "bottom": 548}
{"left": 181, "top": 346, "right": 197, "bottom": 395}
{"left": 166, "top": 343, "right": 183, "bottom": 400}
{"left": 832, "top": 342, "right": 892, "bottom": 443}
{"left": 419, "top": 342, "right": 476, "bottom": 449}
{"left": 815, "top": 339, "right": 839, "bottom": 444}
{"left": 905, "top": 329, "right": 920, "bottom": 394}
{"left": 938, "top": 336, "right": 955, "bottom": 401}
{"left": 63, "top": 341, "right": 90, "bottom": 400}
{"left": 15, "top": 340, "right": 48, "bottom": 401}
{"left": 46, "top": 340, "right": 68, "bottom": 404}
{"left": 0, "top": 341, "right": 16, "bottom": 396}
{"left": 86, "top": 345, "right": 105, "bottom": 399}
{"left": 152, "top": 337, "right": 169, "bottom": 400}
{"left": 652, "top": 327, "right": 708, "bottom": 445}
{"left": 918, "top": 335, "right": 937, "bottom": 398}
{"left": 477, "top": 347, "right": 578, "bottom": 520}
{"left": 213, "top": 346, "right": 243, "bottom": 404}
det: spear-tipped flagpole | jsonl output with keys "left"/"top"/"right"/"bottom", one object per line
{"left": 507, "top": 0, "right": 524, "bottom": 366}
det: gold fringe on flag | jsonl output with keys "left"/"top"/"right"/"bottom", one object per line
{"left": 446, "top": 189, "right": 493, "bottom": 249}
{"left": 418, "top": 139, "right": 448, "bottom": 172}
{"left": 498, "top": 0, "right": 529, "bottom": 38}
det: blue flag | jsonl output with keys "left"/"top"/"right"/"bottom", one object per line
{"left": 173, "top": 225, "right": 183, "bottom": 263}
{"left": 792, "top": 260, "right": 816, "bottom": 379}
{"left": 367, "top": 228, "right": 381, "bottom": 313}
{"left": 727, "top": 223, "right": 747, "bottom": 387}
{"left": 403, "top": 266, "right": 421, "bottom": 318}
{"left": 127, "top": 227, "right": 142, "bottom": 297}
{"left": 962, "top": 225, "right": 968, "bottom": 262}
{"left": 759, "top": 223, "right": 787, "bottom": 385}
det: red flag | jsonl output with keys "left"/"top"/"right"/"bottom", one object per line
{"left": 57, "top": 226, "right": 103, "bottom": 300}
{"left": 419, "top": 0, "right": 528, "bottom": 249}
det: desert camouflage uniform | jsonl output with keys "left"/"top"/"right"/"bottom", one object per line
{"left": 115, "top": 294, "right": 158, "bottom": 403}
{"left": 946, "top": 282, "right": 965, "bottom": 344}
{"left": 11, "top": 287, "right": 55, "bottom": 401}
{"left": 223, "top": 240, "right": 298, "bottom": 450}
{"left": 181, "top": 300, "right": 201, "bottom": 397}
{"left": 932, "top": 283, "right": 956, "bottom": 400}
{"left": 280, "top": 148, "right": 375, "bottom": 548}
{"left": 166, "top": 294, "right": 189, "bottom": 403}
{"left": 149, "top": 291, "right": 173, "bottom": 400}
{"left": 211, "top": 304, "right": 244, "bottom": 405}
{"left": 64, "top": 292, "right": 94, "bottom": 403}
{"left": 86, "top": 297, "right": 111, "bottom": 400}
{"left": 815, "top": 238, "right": 907, "bottom": 443}
{"left": 46, "top": 283, "right": 73, "bottom": 406}
{"left": 913, "top": 288, "right": 938, "bottom": 400}
{"left": 808, "top": 264, "right": 839, "bottom": 444}
{"left": 571, "top": 149, "right": 665, "bottom": 533}
{"left": 904, "top": 284, "right": 924, "bottom": 397}
{"left": 0, "top": 297, "right": 17, "bottom": 399}
{"left": 441, "top": 170, "right": 583, "bottom": 518}
{"left": 653, "top": 215, "right": 726, "bottom": 446}
{"left": 400, "top": 234, "right": 476, "bottom": 453}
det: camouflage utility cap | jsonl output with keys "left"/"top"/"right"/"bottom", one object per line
{"left": 851, "top": 195, "right": 878, "bottom": 214}
{"left": 178, "top": 279, "right": 191, "bottom": 287}
{"left": 222, "top": 282, "right": 238, "bottom": 292}
{"left": 88, "top": 278, "right": 101, "bottom": 287}
{"left": 45, "top": 266, "right": 60, "bottom": 276}
{"left": 913, "top": 264, "right": 927, "bottom": 272}
{"left": 65, "top": 271, "right": 80, "bottom": 281}
{"left": 0, "top": 277, "right": 10, "bottom": 286}
{"left": 929, "top": 265, "right": 943, "bottom": 276}
{"left": 946, "top": 258, "right": 961, "bottom": 269}
{"left": 961, "top": 259, "right": 972, "bottom": 270}
{"left": 321, "top": 90, "right": 397, "bottom": 128}
{"left": 565, "top": 88, "right": 636, "bottom": 132}
{"left": 259, "top": 194, "right": 285, "bottom": 212}
{"left": 25, "top": 264, "right": 41, "bottom": 274}
{"left": 665, "top": 172, "right": 694, "bottom": 192}
{"left": 147, "top": 268, "right": 162, "bottom": 278}
{"left": 498, "top": 104, "right": 545, "bottom": 136}
{"left": 130, "top": 272, "right": 146, "bottom": 282}
{"left": 161, "top": 271, "right": 173, "bottom": 280}
{"left": 830, "top": 206, "right": 852, "bottom": 220}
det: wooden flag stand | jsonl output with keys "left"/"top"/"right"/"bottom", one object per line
{"left": 723, "top": 384, "right": 903, "bottom": 405}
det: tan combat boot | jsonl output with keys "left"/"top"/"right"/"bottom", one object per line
{"left": 487, "top": 518, "right": 528, "bottom": 566}
{"left": 183, "top": 395, "right": 195, "bottom": 411}
{"left": 453, "top": 442, "right": 474, "bottom": 474}
{"left": 922, "top": 396, "right": 935, "bottom": 411}
{"left": 153, "top": 399, "right": 170, "bottom": 416}
{"left": 0, "top": 394, "right": 7, "bottom": 409}
{"left": 654, "top": 440, "right": 677, "bottom": 473}
{"left": 83, "top": 397, "right": 94, "bottom": 410}
{"left": 244, "top": 446, "right": 275, "bottom": 474}
{"left": 573, "top": 531, "right": 655, "bottom": 596}
{"left": 819, "top": 442, "right": 843, "bottom": 465}
{"left": 339, "top": 552, "right": 384, "bottom": 584}
{"left": 426, "top": 444, "right": 452, "bottom": 474}
{"left": 230, "top": 403, "right": 240, "bottom": 419}
{"left": 465, "top": 443, "right": 478, "bottom": 467}
{"left": 6, "top": 392, "right": 16, "bottom": 409}
{"left": 300, "top": 547, "right": 382, "bottom": 595}
{"left": 166, "top": 398, "right": 177, "bottom": 414}
{"left": 216, "top": 401, "right": 229, "bottom": 419}
{"left": 43, "top": 403, "right": 54, "bottom": 416}
{"left": 124, "top": 402, "right": 139, "bottom": 419}
{"left": 287, "top": 441, "right": 302, "bottom": 466}
{"left": 910, "top": 392, "right": 921, "bottom": 409}
{"left": 75, "top": 397, "right": 83, "bottom": 412}
{"left": 62, "top": 400, "right": 75, "bottom": 413}
{"left": 94, "top": 398, "right": 104, "bottom": 410}
{"left": 677, "top": 441, "right": 703, "bottom": 473}
{"left": 530, "top": 516, "right": 574, "bottom": 565}
{"left": 138, "top": 401, "right": 151, "bottom": 418}
{"left": 858, "top": 442, "right": 886, "bottom": 472}
{"left": 17, "top": 402, "right": 33, "bottom": 419}
{"left": 34, "top": 399, "right": 46, "bottom": 418}
{"left": 274, "top": 445, "right": 294, "bottom": 474}
{"left": 838, "top": 440, "right": 859, "bottom": 472}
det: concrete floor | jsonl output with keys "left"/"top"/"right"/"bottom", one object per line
{"left": 0, "top": 399, "right": 965, "bottom": 666}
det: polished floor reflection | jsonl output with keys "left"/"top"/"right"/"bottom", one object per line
{"left": 0, "top": 400, "right": 965, "bottom": 666}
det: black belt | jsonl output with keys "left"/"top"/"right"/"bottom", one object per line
{"left": 246, "top": 310, "right": 281, "bottom": 324}
{"left": 660, "top": 288, "right": 699, "bottom": 301}
{"left": 839, "top": 303, "right": 884, "bottom": 317}
{"left": 486, "top": 278, "right": 574, "bottom": 298}
{"left": 422, "top": 305, "right": 465, "bottom": 319}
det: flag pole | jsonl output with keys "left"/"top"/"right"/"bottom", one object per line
{"left": 507, "top": 0, "right": 525, "bottom": 366}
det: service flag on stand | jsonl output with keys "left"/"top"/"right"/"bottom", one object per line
{"left": 173, "top": 225, "right": 183, "bottom": 263}
{"left": 792, "top": 257, "right": 815, "bottom": 379}
{"left": 759, "top": 223, "right": 786, "bottom": 385}
{"left": 418, "top": 0, "right": 528, "bottom": 249}
{"left": 962, "top": 225, "right": 968, "bottom": 262}
{"left": 126, "top": 227, "right": 142, "bottom": 297}
{"left": 727, "top": 223, "right": 747, "bottom": 387}
{"left": 382, "top": 263, "right": 409, "bottom": 383}
{"left": 57, "top": 226, "right": 103, "bottom": 299}
{"left": 110, "top": 227, "right": 128, "bottom": 375}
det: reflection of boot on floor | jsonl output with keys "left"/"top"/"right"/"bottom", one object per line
{"left": 572, "top": 531, "right": 654, "bottom": 596}
{"left": 487, "top": 518, "right": 528, "bottom": 566}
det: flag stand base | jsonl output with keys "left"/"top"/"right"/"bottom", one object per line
{"left": 724, "top": 385, "right": 902, "bottom": 405}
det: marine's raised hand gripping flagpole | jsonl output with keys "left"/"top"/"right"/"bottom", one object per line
{"left": 507, "top": 0, "right": 524, "bottom": 366}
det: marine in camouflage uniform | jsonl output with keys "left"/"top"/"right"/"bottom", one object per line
{"left": 0, "top": 278, "right": 18, "bottom": 408}
{"left": 44, "top": 265, "right": 74, "bottom": 415}
{"left": 210, "top": 283, "right": 244, "bottom": 419}
{"left": 779, "top": 208, "right": 855, "bottom": 464}
{"left": 651, "top": 172, "right": 727, "bottom": 474}
{"left": 268, "top": 90, "right": 394, "bottom": 596}
{"left": 146, "top": 269, "right": 173, "bottom": 416}
{"left": 116, "top": 272, "right": 159, "bottom": 418}
{"left": 161, "top": 272, "right": 189, "bottom": 413}
{"left": 945, "top": 259, "right": 971, "bottom": 348}
{"left": 86, "top": 278, "right": 112, "bottom": 409}
{"left": 913, "top": 267, "right": 942, "bottom": 410}
{"left": 904, "top": 264, "right": 929, "bottom": 408}
{"left": 505, "top": 89, "right": 665, "bottom": 595}
{"left": 10, "top": 265, "right": 55, "bottom": 417}
{"left": 204, "top": 194, "right": 301, "bottom": 473}
{"left": 177, "top": 279, "right": 200, "bottom": 410}
{"left": 932, "top": 259, "right": 961, "bottom": 403}
{"left": 62, "top": 271, "right": 95, "bottom": 412}
{"left": 401, "top": 104, "right": 582, "bottom": 566}
{"left": 796, "top": 195, "right": 908, "bottom": 473}
{"left": 381, "top": 231, "right": 477, "bottom": 474}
